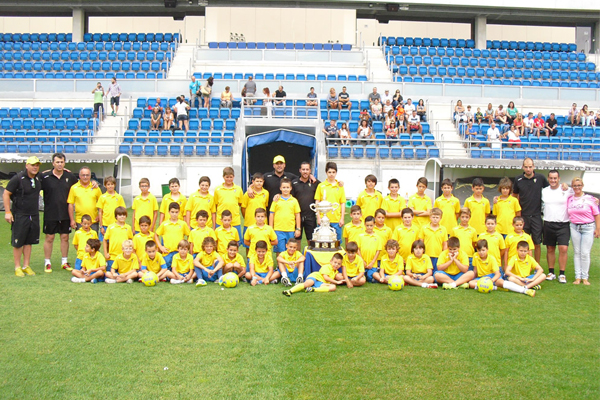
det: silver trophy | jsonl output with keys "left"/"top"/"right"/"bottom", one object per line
{"left": 308, "top": 191, "right": 341, "bottom": 250}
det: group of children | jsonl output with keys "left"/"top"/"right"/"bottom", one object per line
{"left": 68, "top": 163, "right": 546, "bottom": 298}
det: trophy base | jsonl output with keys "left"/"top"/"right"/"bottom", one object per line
{"left": 307, "top": 240, "right": 341, "bottom": 251}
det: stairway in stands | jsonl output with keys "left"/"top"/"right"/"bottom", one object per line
{"left": 428, "top": 102, "right": 467, "bottom": 158}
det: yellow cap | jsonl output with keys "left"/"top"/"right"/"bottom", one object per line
{"left": 26, "top": 156, "right": 41, "bottom": 165}
{"left": 273, "top": 155, "right": 286, "bottom": 164}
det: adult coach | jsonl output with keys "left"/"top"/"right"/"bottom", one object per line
{"left": 41, "top": 153, "right": 78, "bottom": 273}
{"left": 67, "top": 166, "right": 102, "bottom": 232}
{"left": 292, "top": 162, "right": 321, "bottom": 241}
{"left": 512, "top": 158, "right": 549, "bottom": 262}
{"left": 3, "top": 156, "right": 42, "bottom": 277}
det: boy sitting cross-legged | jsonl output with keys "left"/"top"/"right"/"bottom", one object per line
{"left": 283, "top": 253, "right": 344, "bottom": 296}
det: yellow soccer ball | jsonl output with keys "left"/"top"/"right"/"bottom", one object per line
{"left": 477, "top": 277, "right": 494, "bottom": 294}
{"left": 141, "top": 271, "right": 158, "bottom": 287}
{"left": 388, "top": 275, "right": 405, "bottom": 291}
{"left": 220, "top": 272, "right": 239, "bottom": 288}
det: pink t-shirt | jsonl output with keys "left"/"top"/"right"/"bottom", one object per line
{"left": 567, "top": 194, "right": 599, "bottom": 224}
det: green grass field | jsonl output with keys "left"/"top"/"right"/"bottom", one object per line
{"left": 1, "top": 210, "right": 599, "bottom": 399}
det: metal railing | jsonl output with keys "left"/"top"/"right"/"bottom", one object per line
{"left": 240, "top": 96, "right": 321, "bottom": 120}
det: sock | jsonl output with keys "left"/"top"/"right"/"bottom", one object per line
{"left": 314, "top": 286, "right": 330, "bottom": 292}
{"left": 280, "top": 269, "right": 288, "bottom": 279}
{"left": 449, "top": 282, "right": 457, "bottom": 288}
{"left": 559, "top": 271, "right": 565, "bottom": 277}
{"left": 45, "top": 259, "right": 51, "bottom": 266}
{"left": 290, "top": 284, "right": 305, "bottom": 294}
{"left": 503, "top": 281, "right": 528, "bottom": 294}
{"left": 421, "top": 283, "right": 428, "bottom": 288}
{"left": 548, "top": 268, "right": 555, "bottom": 275}
{"left": 62, "top": 257, "right": 68, "bottom": 264}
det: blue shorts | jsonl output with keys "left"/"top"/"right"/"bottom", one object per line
{"left": 468, "top": 257, "right": 473, "bottom": 271}
{"left": 273, "top": 231, "right": 295, "bottom": 253}
{"left": 106, "top": 259, "right": 114, "bottom": 271}
{"left": 332, "top": 223, "right": 343, "bottom": 241}
{"left": 163, "top": 251, "right": 177, "bottom": 268}
{"left": 306, "top": 276, "right": 323, "bottom": 288}
{"left": 252, "top": 271, "right": 269, "bottom": 284}
{"left": 430, "top": 257, "right": 438, "bottom": 272}
{"left": 242, "top": 226, "right": 249, "bottom": 248}
{"left": 194, "top": 262, "right": 223, "bottom": 282}
{"left": 75, "top": 258, "right": 83, "bottom": 270}
{"left": 98, "top": 225, "right": 108, "bottom": 243}
{"left": 365, "top": 267, "right": 378, "bottom": 283}
{"left": 474, "top": 273, "right": 495, "bottom": 280}
{"left": 281, "top": 268, "right": 300, "bottom": 282}
{"left": 434, "top": 270, "right": 463, "bottom": 281}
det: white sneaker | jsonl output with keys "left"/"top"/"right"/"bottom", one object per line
{"left": 270, "top": 279, "right": 278, "bottom": 284}
{"left": 71, "top": 277, "right": 85, "bottom": 283}
{"left": 195, "top": 279, "right": 207, "bottom": 287}
{"left": 105, "top": 278, "right": 117, "bottom": 284}
{"left": 281, "top": 277, "right": 291, "bottom": 287}
{"left": 558, "top": 275, "right": 567, "bottom": 284}
{"left": 546, "top": 273, "right": 556, "bottom": 281}
{"left": 186, "top": 279, "right": 194, "bottom": 284}
{"left": 170, "top": 279, "right": 183, "bottom": 284}
{"left": 126, "top": 279, "right": 133, "bottom": 284}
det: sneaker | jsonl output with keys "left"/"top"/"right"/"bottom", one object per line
{"left": 91, "top": 278, "right": 98, "bottom": 284}
{"left": 426, "top": 283, "right": 438, "bottom": 289}
{"left": 558, "top": 275, "right": 567, "bottom": 284}
{"left": 270, "top": 279, "right": 278, "bottom": 285}
{"left": 186, "top": 279, "right": 194, "bottom": 284}
{"left": 525, "top": 289, "right": 536, "bottom": 297}
{"left": 281, "top": 277, "right": 291, "bottom": 287}
{"left": 105, "top": 278, "right": 117, "bottom": 284}
{"left": 22, "top": 266, "right": 36, "bottom": 276}
{"left": 241, "top": 276, "right": 248, "bottom": 283}
{"left": 296, "top": 276, "right": 304, "bottom": 284}
{"left": 195, "top": 279, "right": 207, "bottom": 287}
{"left": 442, "top": 283, "right": 457, "bottom": 290}
{"left": 126, "top": 279, "right": 133, "bottom": 284}
{"left": 71, "top": 277, "right": 85, "bottom": 283}
{"left": 282, "top": 290, "right": 291, "bottom": 297}
{"left": 45, "top": 263, "right": 52, "bottom": 273}
{"left": 62, "top": 263, "right": 73, "bottom": 271}
{"left": 546, "top": 273, "right": 556, "bottom": 281}
{"left": 15, "top": 268, "right": 25, "bottom": 277}
{"left": 305, "top": 287, "right": 314, "bottom": 293}
{"left": 458, "top": 283, "right": 469, "bottom": 289}
{"left": 532, "top": 284, "right": 542, "bottom": 290}
{"left": 171, "top": 279, "right": 183, "bottom": 284}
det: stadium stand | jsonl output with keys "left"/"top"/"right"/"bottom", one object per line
{"left": 207, "top": 42, "right": 352, "bottom": 51}
{"left": 193, "top": 72, "right": 369, "bottom": 82}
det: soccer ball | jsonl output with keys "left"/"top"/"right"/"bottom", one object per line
{"left": 141, "top": 271, "right": 158, "bottom": 287}
{"left": 477, "top": 277, "right": 494, "bottom": 294}
{"left": 388, "top": 275, "right": 404, "bottom": 291}
{"left": 220, "top": 272, "right": 239, "bottom": 288}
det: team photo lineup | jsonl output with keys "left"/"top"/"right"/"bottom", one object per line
{"left": 6, "top": 153, "right": 599, "bottom": 297}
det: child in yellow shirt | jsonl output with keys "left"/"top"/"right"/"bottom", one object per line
{"left": 356, "top": 174, "right": 383, "bottom": 220}
{"left": 70, "top": 238, "right": 106, "bottom": 283}
{"left": 167, "top": 240, "right": 195, "bottom": 284}
{"left": 452, "top": 208, "right": 479, "bottom": 269}
{"left": 357, "top": 216, "right": 382, "bottom": 283}
{"left": 503, "top": 216, "right": 534, "bottom": 266}
{"left": 72, "top": 214, "right": 98, "bottom": 271}
{"left": 477, "top": 215, "right": 506, "bottom": 269}
{"left": 408, "top": 177, "right": 432, "bottom": 230}
{"left": 343, "top": 205, "right": 365, "bottom": 246}
{"left": 493, "top": 177, "right": 521, "bottom": 236}
{"left": 222, "top": 240, "right": 246, "bottom": 280}
{"left": 193, "top": 237, "right": 224, "bottom": 286}
{"left": 189, "top": 210, "right": 217, "bottom": 255}
{"left": 96, "top": 176, "right": 125, "bottom": 243}
{"left": 276, "top": 237, "right": 306, "bottom": 287}
{"left": 215, "top": 210, "right": 240, "bottom": 255}
{"left": 374, "top": 209, "right": 392, "bottom": 262}
{"left": 434, "top": 236, "right": 474, "bottom": 289}
{"left": 381, "top": 178, "right": 405, "bottom": 231}
{"left": 185, "top": 176, "right": 216, "bottom": 229}
{"left": 464, "top": 178, "right": 491, "bottom": 235}
{"left": 392, "top": 208, "right": 420, "bottom": 262}
{"left": 402, "top": 239, "right": 437, "bottom": 288}
{"left": 246, "top": 240, "right": 280, "bottom": 286}
{"left": 132, "top": 177, "right": 159, "bottom": 233}
{"left": 133, "top": 216, "right": 154, "bottom": 263}
{"left": 282, "top": 253, "right": 344, "bottom": 295}
{"left": 433, "top": 178, "right": 460, "bottom": 234}
{"left": 418, "top": 208, "right": 448, "bottom": 270}
{"left": 159, "top": 177, "right": 187, "bottom": 224}
{"left": 373, "top": 239, "right": 404, "bottom": 284}
{"left": 339, "top": 241, "right": 366, "bottom": 287}
{"left": 105, "top": 239, "right": 141, "bottom": 283}
{"left": 505, "top": 241, "right": 546, "bottom": 295}
{"left": 140, "top": 240, "right": 168, "bottom": 281}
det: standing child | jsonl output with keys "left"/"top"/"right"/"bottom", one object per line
{"left": 215, "top": 210, "right": 240, "bottom": 256}
{"left": 246, "top": 240, "right": 280, "bottom": 286}
{"left": 276, "top": 237, "right": 306, "bottom": 287}
{"left": 133, "top": 216, "right": 154, "bottom": 263}
{"left": 282, "top": 253, "right": 344, "bottom": 296}
{"left": 241, "top": 173, "right": 269, "bottom": 247}
{"left": 434, "top": 178, "right": 460, "bottom": 234}
{"left": 167, "top": 240, "right": 195, "bottom": 284}
{"left": 269, "top": 178, "right": 301, "bottom": 256}
{"left": 392, "top": 208, "right": 421, "bottom": 263}
{"left": 155, "top": 202, "right": 191, "bottom": 268}
{"left": 402, "top": 239, "right": 437, "bottom": 288}
{"left": 71, "top": 238, "right": 106, "bottom": 283}
{"left": 343, "top": 205, "right": 364, "bottom": 246}
{"left": 339, "top": 241, "right": 366, "bottom": 287}
{"left": 222, "top": 240, "right": 247, "bottom": 280}
{"left": 374, "top": 209, "right": 392, "bottom": 261}
{"left": 103, "top": 206, "right": 133, "bottom": 271}
{"left": 193, "top": 237, "right": 224, "bottom": 286}
{"left": 159, "top": 177, "right": 187, "bottom": 225}
{"left": 357, "top": 216, "right": 383, "bottom": 283}
{"left": 96, "top": 176, "right": 125, "bottom": 243}
{"left": 381, "top": 178, "right": 405, "bottom": 231}
{"left": 105, "top": 239, "right": 141, "bottom": 283}
{"left": 505, "top": 241, "right": 546, "bottom": 293}
{"left": 72, "top": 214, "right": 98, "bottom": 272}
{"left": 189, "top": 210, "right": 217, "bottom": 256}
{"left": 244, "top": 208, "right": 277, "bottom": 259}
{"left": 314, "top": 162, "right": 346, "bottom": 241}
{"left": 503, "top": 216, "right": 534, "bottom": 266}
{"left": 214, "top": 167, "right": 244, "bottom": 240}
{"left": 132, "top": 178, "right": 159, "bottom": 233}
{"left": 373, "top": 239, "right": 404, "bottom": 284}
{"left": 464, "top": 178, "right": 491, "bottom": 235}
{"left": 493, "top": 177, "right": 521, "bottom": 237}
{"left": 185, "top": 176, "right": 216, "bottom": 229}
{"left": 140, "top": 240, "right": 168, "bottom": 282}
{"left": 478, "top": 215, "right": 506, "bottom": 270}
{"left": 408, "top": 177, "right": 432, "bottom": 230}
{"left": 356, "top": 174, "right": 383, "bottom": 220}
{"left": 452, "top": 208, "right": 478, "bottom": 268}
{"left": 434, "top": 236, "right": 474, "bottom": 289}
{"left": 418, "top": 208, "right": 448, "bottom": 271}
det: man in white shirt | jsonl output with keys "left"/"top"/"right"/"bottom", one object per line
{"left": 486, "top": 122, "right": 501, "bottom": 149}
{"left": 404, "top": 98, "right": 416, "bottom": 115}
{"left": 106, "top": 77, "right": 121, "bottom": 117}
{"left": 173, "top": 96, "right": 190, "bottom": 131}
{"left": 407, "top": 110, "right": 422, "bottom": 133}
{"left": 381, "top": 89, "right": 392, "bottom": 106}
{"left": 523, "top": 112, "right": 535, "bottom": 135}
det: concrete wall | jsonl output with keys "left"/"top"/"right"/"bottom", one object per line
{"left": 487, "top": 24, "right": 576, "bottom": 43}
{"left": 0, "top": 17, "right": 72, "bottom": 33}
{"left": 361, "top": 19, "right": 472, "bottom": 47}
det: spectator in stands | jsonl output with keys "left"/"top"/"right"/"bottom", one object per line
{"left": 174, "top": 96, "right": 190, "bottom": 131}
{"left": 523, "top": 112, "right": 535, "bottom": 136}
{"left": 395, "top": 102, "right": 405, "bottom": 124}
{"left": 568, "top": 103, "right": 578, "bottom": 125}
{"left": 357, "top": 120, "right": 373, "bottom": 143}
{"left": 589, "top": 111, "right": 596, "bottom": 127}
{"left": 327, "top": 88, "right": 338, "bottom": 110}
{"left": 106, "top": 77, "right": 122, "bottom": 117}
{"left": 513, "top": 113, "right": 524, "bottom": 136}
{"left": 494, "top": 104, "right": 507, "bottom": 125}
{"left": 200, "top": 77, "right": 214, "bottom": 108}
{"left": 92, "top": 82, "right": 104, "bottom": 121}
{"left": 487, "top": 122, "right": 501, "bottom": 149}
{"left": 533, "top": 112, "right": 547, "bottom": 137}
{"left": 323, "top": 120, "right": 339, "bottom": 146}
{"left": 306, "top": 87, "right": 318, "bottom": 107}
{"left": 397, "top": 114, "right": 406, "bottom": 133}
{"left": 339, "top": 122, "right": 351, "bottom": 145}
{"left": 545, "top": 113, "right": 558, "bottom": 136}
{"left": 151, "top": 98, "right": 164, "bottom": 113}
{"left": 385, "top": 121, "right": 398, "bottom": 144}
{"left": 370, "top": 99, "right": 383, "bottom": 121}
{"left": 384, "top": 110, "right": 395, "bottom": 130}
{"left": 262, "top": 87, "right": 272, "bottom": 116}
{"left": 163, "top": 107, "right": 174, "bottom": 131}
{"left": 417, "top": 99, "right": 427, "bottom": 122}
{"left": 220, "top": 86, "right": 233, "bottom": 108}
{"left": 338, "top": 86, "right": 351, "bottom": 110}
{"left": 244, "top": 75, "right": 257, "bottom": 105}
{"left": 464, "top": 121, "right": 477, "bottom": 148}
{"left": 484, "top": 103, "right": 494, "bottom": 124}
{"left": 475, "top": 107, "right": 484, "bottom": 124}
{"left": 505, "top": 124, "right": 521, "bottom": 148}
{"left": 360, "top": 108, "right": 371, "bottom": 126}
{"left": 454, "top": 100, "right": 466, "bottom": 122}
{"left": 465, "top": 105, "right": 474, "bottom": 124}
{"left": 189, "top": 76, "right": 200, "bottom": 108}
{"left": 151, "top": 106, "right": 162, "bottom": 130}
{"left": 407, "top": 110, "right": 422, "bottom": 134}
{"left": 381, "top": 89, "right": 392, "bottom": 106}
{"left": 274, "top": 85, "right": 286, "bottom": 106}
{"left": 383, "top": 99, "right": 393, "bottom": 115}
{"left": 368, "top": 87, "right": 381, "bottom": 105}
{"left": 392, "top": 90, "right": 403, "bottom": 108}
{"left": 404, "top": 98, "right": 416, "bottom": 115}
{"left": 577, "top": 105, "right": 589, "bottom": 126}
{"left": 506, "top": 101, "right": 518, "bottom": 125}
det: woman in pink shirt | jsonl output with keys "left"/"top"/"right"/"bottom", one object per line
{"left": 567, "top": 177, "right": 600, "bottom": 285}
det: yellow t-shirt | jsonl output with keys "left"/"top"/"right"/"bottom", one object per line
{"left": 380, "top": 253, "right": 404, "bottom": 275}
{"left": 96, "top": 192, "right": 126, "bottom": 227}
{"left": 504, "top": 232, "right": 534, "bottom": 261}
{"left": 405, "top": 254, "right": 433, "bottom": 274}
{"left": 241, "top": 189, "right": 269, "bottom": 227}
{"left": 171, "top": 253, "right": 194, "bottom": 274}
{"left": 343, "top": 222, "right": 365, "bottom": 244}
{"left": 357, "top": 232, "right": 382, "bottom": 265}
{"left": 392, "top": 224, "right": 420, "bottom": 261}
{"left": 132, "top": 193, "right": 159, "bottom": 232}
{"left": 452, "top": 225, "right": 479, "bottom": 257}
{"left": 279, "top": 250, "right": 303, "bottom": 272}
{"left": 133, "top": 231, "right": 154, "bottom": 260}
{"left": 214, "top": 184, "right": 243, "bottom": 226}
{"left": 244, "top": 224, "right": 277, "bottom": 258}
{"left": 507, "top": 254, "right": 538, "bottom": 278}
{"left": 314, "top": 180, "right": 346, "bottom": 223}
{"left": 155, "top": 220, "right": 191, "bottom": 254}
{"left": 434, "top": 195, "right": 461, "bottom": 233}
{"left": 270, "top": 196, "right": 301, "bottom": 232}
{"left": 250, "top": 254, "right": 274, "bottom": 273}
{"left": 81, "top": 252, "right": 106, "bottom": 271}
{"left": 112, "top": 254, "right": 139, "bottom": 274}
{"left": 72, "top": 228, "right": 98, "bottom": 259}
{"left": 493, "top": 196, "right": 521, "bottom": 235}
{"left": 223, "top": 252, "right": 246, "bottom": 268}
{"left": 215, "top": 226, "right": 240, "bottom": 256}
{"left": 185, "top": 191, "right": 216, "bottom": 228}
{"left": 141, "top": 253, "right": 166, "bottom": 274}
{"left": 67, "top": 181, "right": 102, "bottom": 223}
{"left": 374, "top": 224, "right": 392, "bottom": 260}
{"left": 381, "top": 195, "right": 405, "bottom": 231}
{"left": 104, "top": 223, "right": 133, "bottom": 259}
{"left": 342, "top": 255, "right": 365, "bottom": 277}
{"left": 308, "top": 263, "right": 339, "bottom": 283}
{"left": 356, "top": 189, "right": 383, "bottom": 220}
{"left": 464, "top": 195, "right": 491, "bottom": 235}
{"left": 419, "top": 224, "right": 448, "bottom": 258}
{"left": 195, "top": 250, "right": 220, "bottom": 267}
{"left": 472, "top": 253, "right": 499, "bottom": 277}
{"left": 160, "top": 193, "right": 188, "bottom": 221}
{"left": 477, "top": 231, "right": 506, "bottom": 266}
{"left": 437, "top": 249, "right": 469, "bottom": 275}
{"left": 408, "top": 193, "right": 432, "bottom": 230}
{"left": 189, "top": 226, "right": 217, "bottom": 254}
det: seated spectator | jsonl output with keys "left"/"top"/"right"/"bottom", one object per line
{"left": 545, "top": 113, "right": 558, "bottom": 136}
{"left": 506, "top": 101, "right": 518, "bottom": 125}
{"left": 200, "top": 77, "right": 214, "bottom": 108}
{"left": 407, "top": 110, "right": 422, "bottom": 134}
{"left": 392, "top": 90, "right": 403, "bottom": 108}
{"left": 533, "top": 112, "right": 547, "bottom": 137}
{"left": 274, "top": 85, "right": 286, "bottom": 106}
{"left": 383, "top": 99, "right": 393, "bottom": 115}
{"left": 174, "top": 96, "right": 190, "bottom": 131}
{"left": 464, "top": 121, "right": 477, "bottom": 148}
{"left": 513, "top": 113, "right": 524, "bottom": 135}
{"left": 577, "top": 104, "right": 589, "bottom": 125}
{"left": 150, "top": 97, "right": 164, "bottom": 113}
{"left": 484, "top": 103, "right": 494, "bottom": 124}
{"left": 397, "top": 114, "right": 406, "bottom": 132}
{"left": 494, "top": 104, "right": 507, "bottom": 125}
{"left": 404, "top": 98, "right": 416, "bottom": 115}
{"left": 395, "top": 103, "right": 405, "bottom": 122}
{"left": 338, "top": 87, "right": 351, "bottom": 110}
{"left": 465, "top": 105, "right": 474, "bottom": 124}
{"left": 339, "top": 122, "right": 351, "bottom": 145}
{"left": 475, "top": 107, "right": 484, "bottom": 124}
{"left": 417, "top": 99, "right": 427, "bottom": 122}
{"left": 163, "top": 107, "right": 174, "bottom": 130}
{"left": 368, "top": 87, "right": 381, "bottom": 105}
{"left": 323, "top": 119, "right": 339, "bottom": 146}
{"left": 359, "top": 108, "right": 371, "bottom": 126}
{"left": 371, "top": 99, "right": 383, "bottom": 121}
{"left": 327, "top": 88, "right": 338, "bottom": 110}
{"left": 385, "top": 121, "right": 398, "bottom": 144}
{"left": 220, "top": 86, "right": 233, "bottom": 108}
{"left": 505, "top": 125, "right": 521, "bottom": 148}
{"left": 150, "top": 106, "right": 163, "bottom": 130}
{"left": 568, "top": 103, "right": 578, "bottom": 125}
{"left": 243, "top": 76, "right": 256, "bottom": 105}
{"left": 306, "top": 87, "right": 318, "bottom": 107}
{"left": 357, "top": 119, "right": 373, "bottom": 143}
{"left": 381, "top": 89, "right": 392, "bottom": 106}
{"left": 589, "top": 111, "right": 596, "bottom": 127}
{"left": 384, "top": 109, "right": 395, "bottom": 130}
{"left": 487, "top": 122, "right": 502, "bottom": 149}
{"left": 523, "top": 112, "right": 535, "bottom": 136}
{"left": 454, "top": 100, "right": 466, "bottom": 122}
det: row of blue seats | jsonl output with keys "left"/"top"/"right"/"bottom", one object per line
{"left": 384, "top": 47, "right": 587, "bottom": 61}
{"left": 381, "top": 37, "right": 475, "bottom": 48}
{"left": 392, "top": 67, "right": 598, "bottom": 82}
{"left": 0, "top": 72, "right": 165, "bottom": 79}
{"left": 0, "top": 119, "right": 97, "bottom": 130}
{"left": 82, "top": 33, "right": 179, "bottom": 43}
{"left": 470, "top": 136, "right": 600, "bottom": 148}
{"left": 324, "top": 120, "right": 431, "bottom": 135}
{"left": 328, "top": 145, "right": 440, "bottom": 160}
{"left": 128, "top": 118, "right": 236, "bottom": 131}
{"left": 0, "top": 143, "right": 89, "bottom": 154}
{"left": 242, "top": 107, "right": 319, "bottom": 118}
{"left": 194, "top": 72, "right": 368, "bottom": 81}
{"left": 463, "top": 125, "right": 600, "bottom": 138}
{"left": 0, "top": 50, "right": 172, "bottom": 62}
{"left": 208, "top": 42, "right": 351, "bottom": 51}
{"left": 389, "top": 57, "right": 594, "bottom": 72}
{"left": 329, "top": 133, "right": 435, "bottom": 146}
{"left": 1, "top": 33, "right": 72, "bottom": 43}
{"left": 471, "top": 148, "right": 600, "bottom": 162}
{"left": 0, "top": 107, "right": 93, "bottom": 118}
{"left": 133, "top": 107, "right": 241, "bottom": 120}
{"left": 394, "top": 76, "right": 599, "bottom": 88}
{"left": 0, "top": 42, "right": 176, "bottom": 52}
{"left": 487, "top": 40, "right": 576, "bottom": 52}
{"left": 119, "top": 144, "right": 232, "bottom": 157}
{"left": 137, "top": 97, "right": 238, "bottom": 109}
{"left": 123, "top": 130, "right": 234, "bottom": 144}
{"left": 0, "top": 61, "right": 170, "bottom": 73}
{"left": 0, "top": 130, "right": 92, "bottom": 143}
{"left": 380, "top": 37, "right": 576, "bottom": 52}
